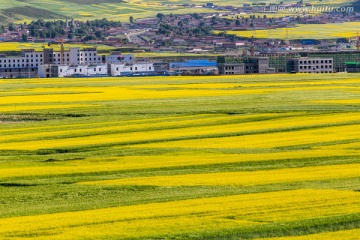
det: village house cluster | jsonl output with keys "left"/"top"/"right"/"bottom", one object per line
{"left": 1, "top": 47, "right": 360, "bottom": 79}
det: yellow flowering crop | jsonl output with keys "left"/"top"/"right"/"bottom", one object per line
{"left": 257, "top": 228, "right": 360, "bottom": 240}
{"left": 0, "top": 189, "right": 359, "bottom": 239}
{"left": 79, "top": 163, "right": 360, "bottom": 187}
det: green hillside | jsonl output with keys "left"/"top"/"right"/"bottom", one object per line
{"left": 0, "top": 0, "right": 356, "bottom": 24}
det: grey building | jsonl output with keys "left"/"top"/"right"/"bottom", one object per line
{"left": 0, "top": 49, "right": 43, "bottom": 78}
{"left": 218, "top": 57, "right": 272, "bottom": 75}
{"left": 218, "top": 63, "right": 245, "bottom": 75}
{"left": 153, "top": 62, "right": 170, "bottom": 72}
{"left": 287, "top": 57, "right": 333, "bottom": 73}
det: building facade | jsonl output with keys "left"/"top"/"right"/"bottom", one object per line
{"left": 38, "top": 64, "right": 108, "bottom": 78}
{"left": 0, "top": 50, "right": 43, "bottom": 78}
{"left": 110, "top": 63, "right": 154, "bottom": 76}
{"left": 218, "top": 57, "right": 272, "bottom": 75}
{"left": 106, "top": 52, "right": 134, "bottom": 64}
{"left": 345, "top": 62, "right": 360, "bottom": 73}
{"left": 287, "top": 57, "right": 333, "bottom": 73}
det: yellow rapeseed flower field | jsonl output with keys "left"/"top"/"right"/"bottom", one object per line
{"left": 79, "top": 163, "right": 360, "bottom": 187}
{"left": 257, "top": 228, "right": 360, "bottom": 240}
{"left": 1, "top": 73, "right": 360, "bottom": 239}
{"left": 0, "top": 189, "right": 359, "bottom": 239}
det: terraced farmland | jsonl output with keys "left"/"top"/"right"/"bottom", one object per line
{"left": 0, "top": 73, "right": 360, "bottom": 239}
{"left": 215, "top": 22, "right": 360, "bottom": 40}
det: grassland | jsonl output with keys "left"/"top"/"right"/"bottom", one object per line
{"left": 215, "top": 22, "right": 360, "bottom": 40}
{"left": 0, "top": 73, "right": 360, "bottom": 239}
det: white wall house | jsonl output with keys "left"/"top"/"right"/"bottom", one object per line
{"left": 110, "top": 63, "right": 154, "bottom": 76}
{"left": 38, "top": 64, "right": 108, "bottom": 78}
{"left": 106, "top": 52, "right": 134, "bottom": 64}
{"left": 86, "top": 65, "right": 108, "bottom": 76}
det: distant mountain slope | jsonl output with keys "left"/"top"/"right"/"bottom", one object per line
{"left": 2, "top": 6, "right": 65, "bottom": 19}
{"left": 61, "top": 0, "right": 123, "bottom": 3}
{"left": 0, "top": 0, "right": 358, "bottom": 24}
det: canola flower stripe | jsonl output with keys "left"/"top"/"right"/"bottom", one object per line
{"left": 257, "top": 228, "right": 360, "bottom": 240}
{"left": 1, "top": 150, "right": 357, "bottom": 179}
{"left": 0, "top": 189, "right": 359, "bottom": 239}
{"left": 0, "top": 113, "right": 286, "bottom": 141}
{"left": 2, "top": 112, "right": 360, "bottom": 150}
{"left": 79, "top": 163, "right": 360, "bottom": 186}
{"left": 130, "top": 123, "right": 360, "bottom": 150}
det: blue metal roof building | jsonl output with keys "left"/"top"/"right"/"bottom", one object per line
{"left": 170, "top": 60, "right": 217, "bottom": 69}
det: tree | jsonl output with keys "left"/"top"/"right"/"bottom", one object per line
{"left": 235, "top": 19, "right": 241, "bottom": 26}
{"left": 211, "top": 16, "right": 217, "bottom": 24}
{"left": 8, "top": 23, "right": 15, "bottom": 31}
{"left": 191, "top": 13, "right": 201, "bottom": 19}
{"left": 68, "top": 32, "right": 74, "bottom": 39}
{"left": 129, "top": 16, "right": 134, "bottom": 24}
{"left": 156, "top": 13, "right": 165, "bottom": 20}
{"left": 95, "top": 30, "right": 103, "bottom": 39}
{"left": 21, "top": 34, "right": 28, "bottom": 42}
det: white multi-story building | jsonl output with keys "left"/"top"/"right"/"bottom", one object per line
{"left": 38, "top": 64, "right": 108, "bottom": 78}
{"left": 0, "top": 49, "right": 43, "bottom": 78}
{"left": 106, "top": 52, "right": 134, "bottom": 64}
{"left": 110, "top": 63, "right": 154, "bottom": 76}
{"left": 50, "top": 48, "right": 103, "bottom": 65}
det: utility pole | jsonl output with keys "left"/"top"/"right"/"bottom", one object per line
{"left": 285, "top": 24, "right": 289, "bottom": 45}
